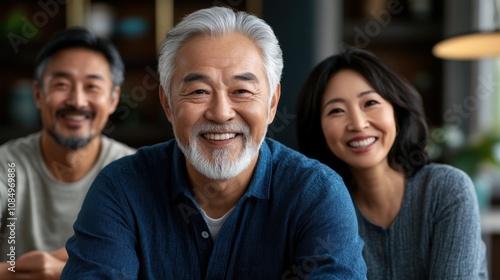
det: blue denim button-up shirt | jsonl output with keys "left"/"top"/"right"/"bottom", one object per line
{"left": 62, "top": 138, "right": 366, "bottom": 279}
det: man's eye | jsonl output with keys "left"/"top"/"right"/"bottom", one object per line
{"left": 55, "top": 83, "right": 69, "bottom": 89}
{"left": 235, "top": 89, "right": 249, "bottom": 94}
{"left": 193, "top": 90, "right": 206, "bottom": 94}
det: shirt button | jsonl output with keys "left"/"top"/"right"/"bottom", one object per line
{"left": 201, "top": 231, "right": 209, "bottom": 239}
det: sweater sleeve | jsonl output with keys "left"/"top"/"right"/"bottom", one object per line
{"left": 428, "top": 167, "right": 488, "bottom": 279}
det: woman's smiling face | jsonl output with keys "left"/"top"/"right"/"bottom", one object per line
{"left": 320, "top": 69, "right": 397, "bottom": 171}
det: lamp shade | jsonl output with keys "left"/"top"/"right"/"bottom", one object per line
{"left": 432, "top": 31, "right": 500, "bottom": 59}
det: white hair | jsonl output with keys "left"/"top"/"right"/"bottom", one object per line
{"left": 158, "top": 6, "right": 283, "bottom": 103}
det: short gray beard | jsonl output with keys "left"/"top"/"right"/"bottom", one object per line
{"left": 175, "top": 122, "right": 265, "bottom": 180}
{"left": 48, "top": 129, "right": 94, "bottom": 150}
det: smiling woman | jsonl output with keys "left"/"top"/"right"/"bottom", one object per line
{"left": 320, "top": 70, "right": 397, "bottom": 170}
{"left": 296, "top": 47, "right": 489, "bottom": 279}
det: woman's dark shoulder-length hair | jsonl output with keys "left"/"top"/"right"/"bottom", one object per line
{"left": 296, "top": 47, "right": 429, "bottom": 184}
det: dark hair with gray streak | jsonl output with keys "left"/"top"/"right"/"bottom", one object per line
{"left": 34, "top": 26, "right": 124, "bottom": 88}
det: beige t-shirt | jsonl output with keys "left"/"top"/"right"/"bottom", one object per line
{"left": 0, "top": 132, "right": 135, "bottom": 260}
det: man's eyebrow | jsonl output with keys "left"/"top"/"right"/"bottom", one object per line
{"left": 85, "top": 74, "right": 106, "bottom": 81}
{"left": 50, "top": 71, "right": 105, "bottom": 81}
{"left": 50, "top": 71, "right": 72, "bottom": 79}
{"left": 182, "top": 72, "right": 259, "bottom": 84}
{"left": 232, "top": 72, "right": 259, "bottom": 82}
{"left": 182, "top": 73, "right": 209, "bottom": 83}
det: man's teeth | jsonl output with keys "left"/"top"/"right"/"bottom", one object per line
{"left": 348, "top": 137, "right": 376, "bottom": 148}
{"left": 204, "top": 133, "right": 236, "bottom": 140}
{"left": 63, "top": 114, "right": 86, "bottom": 121}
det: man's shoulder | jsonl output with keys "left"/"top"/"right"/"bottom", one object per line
{"left": 0, "top": 132, "right": 40, "bottom": 159}
{"left": 100, "top": 139, "right": 175, "bottom": 172}
{"left": 264, "top": 138, "right": 343, "bottom": 184}
{"left": 265, "top": 138, "right": 333, "bottom": 168}
{"left": 101, "top": 135, "right": 136, "bottom": 157}
{"left": 264, "top": 138, "right": 306, "bottom": 160}
{"left": 94, "top": 139, "right": 175, "bottom": 192}
{"left": 134, "top": 138, "right": 176, "bottom": 158}
{"left": 262, "top": 139, "right": 352, "bottom": 218}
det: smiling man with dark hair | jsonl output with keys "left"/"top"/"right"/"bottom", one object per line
{"left": 0, "top": 27, "right": 135, "bottom": 279}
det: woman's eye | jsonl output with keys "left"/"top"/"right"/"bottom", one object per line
{"left": 365, "top": 100, "right": 379, "bottom": 107}
{"left": 327, "top": 108, "right": 343, "bottom": 115}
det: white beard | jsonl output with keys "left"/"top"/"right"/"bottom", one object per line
{"left": 175, "top": 122, "right": 265, "bottom": 180}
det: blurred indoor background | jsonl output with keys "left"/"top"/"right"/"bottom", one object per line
{"left": 1, "top": 0, "right": 499, "bottom": 277}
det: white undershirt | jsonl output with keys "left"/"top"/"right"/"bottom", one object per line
{"left": 200, "top": 207, "right": 235, "bottom": 240}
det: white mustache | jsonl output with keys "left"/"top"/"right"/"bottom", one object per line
{"left": 192, "top": 122, "right": 250, "bottom": 136}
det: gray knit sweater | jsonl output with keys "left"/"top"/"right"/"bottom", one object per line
{"left": 356, "top": 163, "right": 488, "bottom": 279}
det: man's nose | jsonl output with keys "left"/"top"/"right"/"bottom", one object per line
{"left": 65, "top": 85, "right": 88, "bottom": 108}
{"left": 204, "top": 93, "right": 236, "bottom": 123}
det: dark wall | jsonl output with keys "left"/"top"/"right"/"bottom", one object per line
{"left": 262, "top": 1, "right": 316, "bottom": 150}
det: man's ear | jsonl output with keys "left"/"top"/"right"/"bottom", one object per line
{"left": 268, "top": 83, "right": 281, "bottom": 124}
{"left": 159, "top": 86, "right": 173, "bottom": 123}
{"left": 32, "top": 81, "right": 42, "bottom": 109}
{"left": 109, "top": 86, "right": 121, "bottom": 114}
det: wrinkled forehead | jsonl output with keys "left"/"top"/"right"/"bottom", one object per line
{"left": 173, "top": 33, "right": 266, "bottom": 79}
